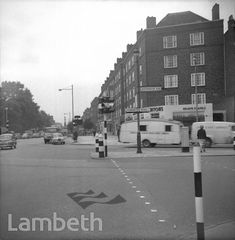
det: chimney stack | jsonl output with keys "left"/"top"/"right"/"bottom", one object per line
{"left": 146, "top": 16, "right": 156, "bottom": 29}
{"left": 137, "top": 29, "right": 143, "bottom": 40}
{"left": 126, "top": 44, "right": 133, "bottom": 52}
{"left": 212, "top": 3, "right": 220, "bottom": 20}
{"left": 228, "top": 15, "right": 235, "bottom": 30}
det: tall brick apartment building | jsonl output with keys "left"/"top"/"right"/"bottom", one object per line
{"left": 83, "top": 4, "right": 235, "bottom": 132}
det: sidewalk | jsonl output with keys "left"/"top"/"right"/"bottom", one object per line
{"left": 90, "top": 147, "right": 235, "bottom": 159}
{"left": 69, "top": 136, "right": 235, "bottom": 158}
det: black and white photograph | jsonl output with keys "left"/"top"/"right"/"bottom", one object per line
{"left": 0, "top": 0, "right": 235, "bottom": 239}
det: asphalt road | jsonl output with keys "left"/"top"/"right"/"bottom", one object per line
{"left": 0, "top": 138, "right": 234, "bottom": 240}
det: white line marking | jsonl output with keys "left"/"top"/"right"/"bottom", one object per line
{"left": 140, "top": 196, "right": 145, "bottom": 199}
{"left": 127, "top": 178, "right": 130, "bottom": 181}
{"left": 159, "top": 220, "right": 166, "bottom": 222}
{"left": 129, "top": 182, "right": 133, "bottom": 184}
{"left": 132, "top": 186, "right": 137, "bottom": 188}
{"left": 145, "top": 202, "right": 150, "bottom": 205}
{"left": 136, "top": 190, "right": 140, "bottom": 192}
{"left": 151, "top": 209, "right": 157, "bottom": 213}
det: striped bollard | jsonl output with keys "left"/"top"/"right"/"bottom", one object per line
{"left": 233, "top": 137, "right": 235, "bottom": 150}
{"left": 104, "top": 114, "right": 108, "bottom": 157}
{"left": 193, "top": 144, "right": 205, "bottom": 240}
{"left": 98, "top": 134, "right": 105, "bottom": 158}
{"left": 95, "top": 133, "right": 99, "bottom": 152}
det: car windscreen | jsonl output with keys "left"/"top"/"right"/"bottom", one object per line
{"left": 0, "top": 134, "right": 12, "bottom": 140}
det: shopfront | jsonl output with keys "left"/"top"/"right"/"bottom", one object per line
{"left": 125, "top": 103, "right": 213, "bottom": 127}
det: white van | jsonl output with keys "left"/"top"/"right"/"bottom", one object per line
{"left": 191, "top": 121, "right": 235, "bottom": 147}
{"left": 120, "top": 119, "right": 183, "bottom": 147}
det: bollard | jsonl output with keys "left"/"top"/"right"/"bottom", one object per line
{"left": 95, "top": 133, "right": 99, "bottom": 152}
{"left": 233, "top": 137, "right": 235, "bottom": 150}
{"left": 181, "top": 126, "right": 190, "bottom": 152}
{"left": 193, "top": 144, "right": 205, "bottom": 240}
{"left": 98, "top": 134, "right": 105, "bottom": 158}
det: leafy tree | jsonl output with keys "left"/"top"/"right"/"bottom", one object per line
{"left": 0, "top": 81, "right": 55, "bottom": 133}
{"left": 83, "top": 118, "right": 94, "bottom": 130}
{"left": 67, "top": 121, "right": 73, "bottom": 133}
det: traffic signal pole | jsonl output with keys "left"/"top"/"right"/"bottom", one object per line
{"left": 104, "top": 114, "right": 108, "bottom": 157}
{"left": 5, "top": 107, "right": 9, "bottom": 131}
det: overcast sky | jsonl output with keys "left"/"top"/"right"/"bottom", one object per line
{"left": 0, "top": 0, "right": 234, "bottom": 124}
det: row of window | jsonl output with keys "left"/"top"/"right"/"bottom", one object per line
{"left": 163, "top": 32, "right": 204, "bottom": 49}
{"left": 165, "top": 93, "right": 206, "bottom": 105}
{"left": 123, "top": 32, "right": 203, "bottom": 75}
{"left": 164, "top": 52, "right": 205, "bottom": 68}
{"left": 164, "top": 72, "right": 205, "bottom": 88}
{"left": 123, "top": 93, "right": 206, "bottom": 111}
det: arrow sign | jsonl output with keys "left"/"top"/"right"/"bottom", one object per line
{"left": 140, "top": 86, "right": 162, "bottom": 92}
{"left": 125, "top": 108, "right": 150, "bottom": 113}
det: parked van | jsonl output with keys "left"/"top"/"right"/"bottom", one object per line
{"left": 120, "top": 119, "right": 183, "bottom": 147}
{"left": 191, "top": 121, "right": 235, "bottom": 147}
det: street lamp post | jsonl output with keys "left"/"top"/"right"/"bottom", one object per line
{"left": 134, "top": 48, "right": 142, "bottom": 154}
{"left": 193, "top": 56, "right": 199, "bottom": 122}
{"left": 59, "top": 85, "right": 74, "bottom": 120}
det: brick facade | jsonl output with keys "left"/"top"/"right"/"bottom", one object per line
{"left": 83, "top": 4, "right": 235, "bottom": 130}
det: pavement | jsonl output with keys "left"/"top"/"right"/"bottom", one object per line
{"left": 70, "top": 135, "right": 235, "bottom": 158}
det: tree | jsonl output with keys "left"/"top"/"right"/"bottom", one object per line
{"left": 0, "top": 81, "right": 55, "bottom": 133}
{"left": 83, "top": 118, "right": 95, "bottom": 130}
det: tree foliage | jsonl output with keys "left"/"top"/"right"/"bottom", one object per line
{"left": 83, "top": 118, "right": 94, "bottom": 130}
{"left": 0, "top": 81, "right": 55, "bottom": 133}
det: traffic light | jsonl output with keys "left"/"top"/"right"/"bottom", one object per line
{"left": 6, "top": 120, "right": 9, "bottom": 130}
{"left": 98, "top": 97, "right": 115, "bottom": 114}
{"left": 72, "top": 115, "right": 83, "bottom": 126}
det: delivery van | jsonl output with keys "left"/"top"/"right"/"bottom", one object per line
{"left": 120, "top": 119, "right": 183, "bottom": 147}
{"left": 191, "top": 121, "right": 235, "bottom": 147}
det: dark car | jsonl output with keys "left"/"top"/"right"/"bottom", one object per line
{"left": 0, "top": 133, "right": 17, "bottom": 150}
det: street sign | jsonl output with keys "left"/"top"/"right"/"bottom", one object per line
{"left": 125, "top": 108, "right": 150, "bottom": 113}
{"left": 140, "top": 86, "right": 162, "bottom": 92}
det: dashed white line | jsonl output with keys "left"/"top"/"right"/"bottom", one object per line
{"left": 158, "top": 220, "right": 166, "bottom": 222}
{"left": 145, "top": 202, "right": 150, "bottom": 205}
{"left": 136, "top": 190, "right": 141, "bottom": 193}
{"left": 132, "top": 186, "right": 137, "bottom": 188}
{"left": 151, "top": 209, "right": 157, "bottom": 213}
{"left": 129, "top": 182, "right": 133, "bottom": 184}
{"left": 140, "top": 195, "right": 145, "bottom": 199}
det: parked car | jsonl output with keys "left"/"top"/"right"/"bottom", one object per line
{"left": 32, "top": 133, "right": 41, "bottom": 138}
{"left": 22, "top": 133, "right": 30, "bottom": 139}
{"left": 51, "top": 133, "right": 65, "bottom": 145}
{"left": 0, "top": 133, "right": 17, "bottom": 150}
